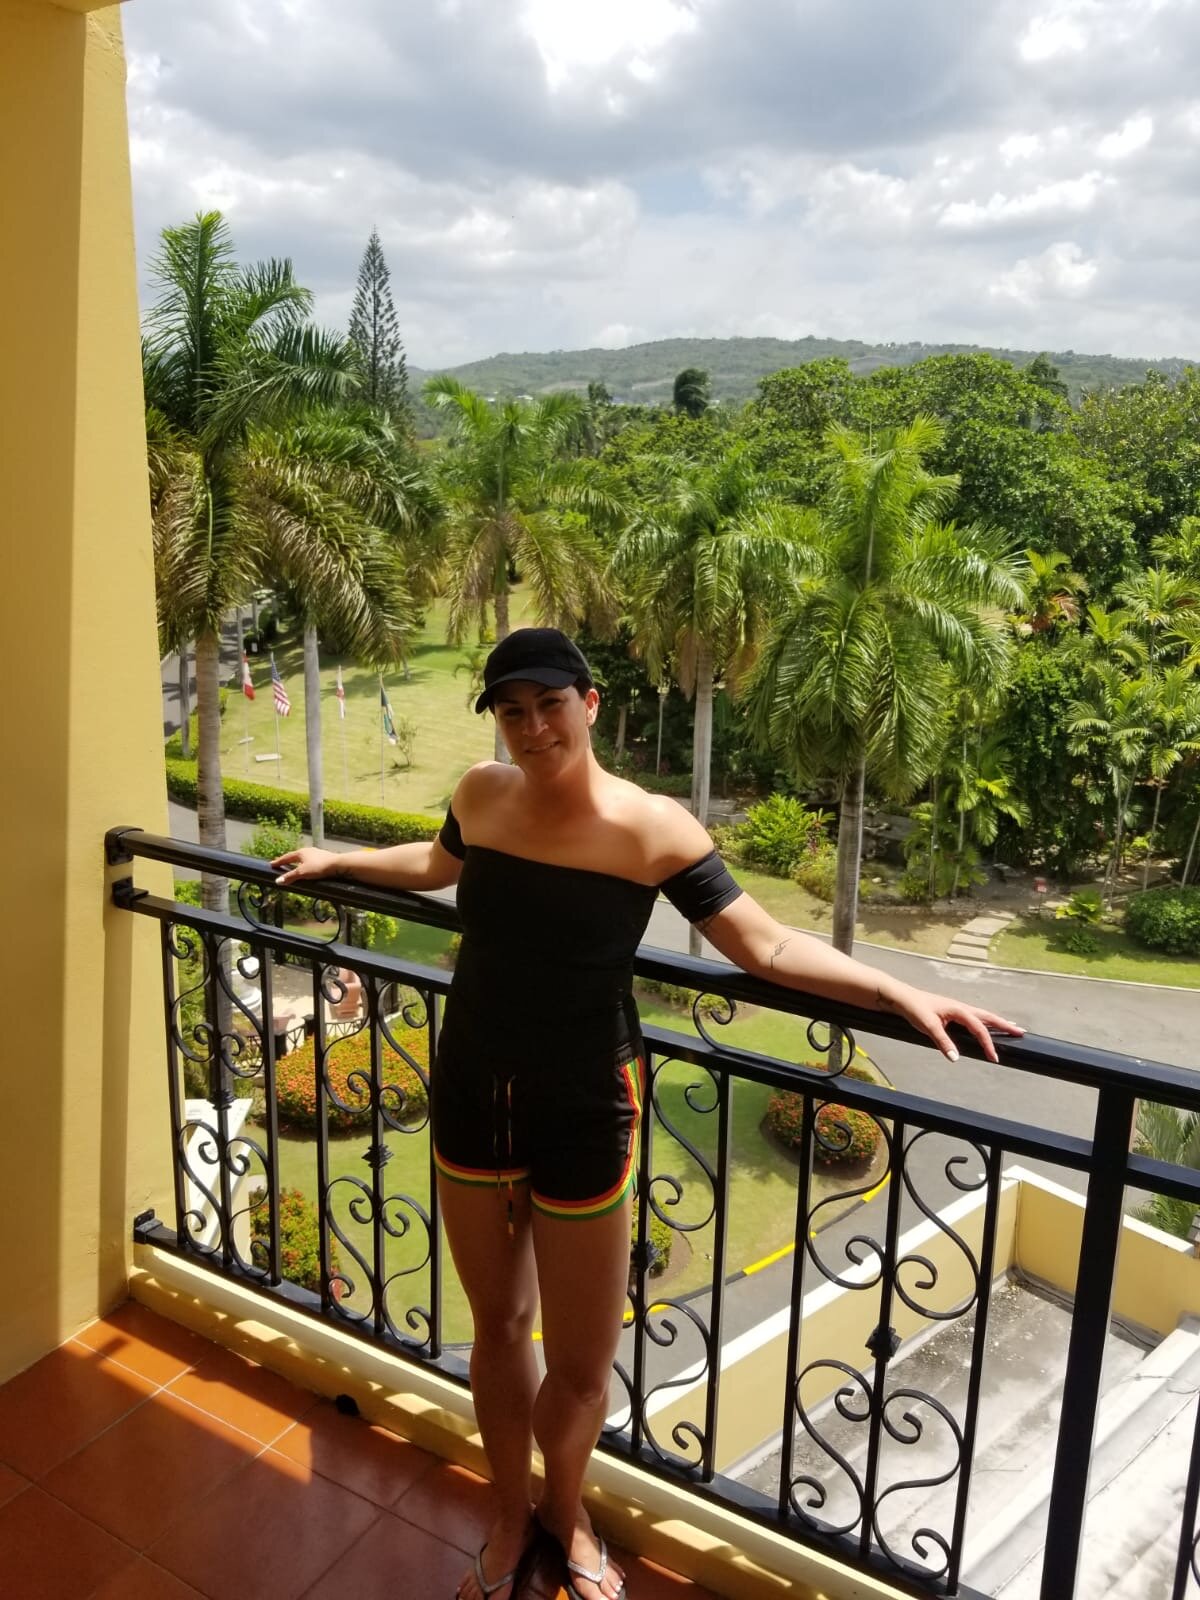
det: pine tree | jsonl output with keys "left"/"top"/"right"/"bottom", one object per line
{"left": 348, "top": 227, "right": 408, "bottom": 419}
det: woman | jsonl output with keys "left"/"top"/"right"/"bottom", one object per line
{"left": 274, "top": 627, "right": 1022, "bottom": 1600}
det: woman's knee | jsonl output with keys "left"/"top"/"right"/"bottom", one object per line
{"left": 542, "top": 1357, "right": 614, "bottom": 1413}
{"left": 470, "top": 1297, "right": 538, "bottom": 1349}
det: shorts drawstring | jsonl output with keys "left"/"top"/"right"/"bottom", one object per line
{"left": 492, "top": 1072, "right": 516, "bottom": 1237}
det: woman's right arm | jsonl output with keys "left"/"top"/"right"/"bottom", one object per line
{"left": 271, "top": 838, "right": 462, "bottom": 892}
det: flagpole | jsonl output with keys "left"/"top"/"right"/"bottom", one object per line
{"left": 338, "top": 664, "right": 349, "bottom": 797}
{"left": 379, "top": 675, "right": 385, "bottom": 804}
{"left": 274, "top": 703, "right": 282, "bottom": 784}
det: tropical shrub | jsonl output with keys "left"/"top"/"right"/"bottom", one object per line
{"left": 274, "top": 1025, "right": 429, "bottom": 1133}
{"left": 630, "top": 1199, "right": 674, "bottom": 1276}
{"left": 812, "top": 1104, "right": 881, "bottom": 1165}
{"left": 1126, "top": 887, "right": 1200, "bottom": 956}
{"left": 1058, "top": 924, "right": 1101, "bottom": 956}
{"left": 1057, "top": 887, "right": 1103, "bottom": 926}
{"left": 733, "top": 795, "right": 832, "bottom": 877}
{"left": 766, "top": 1062, "right": 882, "bottom": 1164}
{"left": 792, "top": 843, "right": 839, "bottom": 902}
{"left": 245, "top": 1185, "right": 338, "bottom": 1294}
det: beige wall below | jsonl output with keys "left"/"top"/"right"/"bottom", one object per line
{"left": 0, "top": 0, "right": 171, "bottom": 1381}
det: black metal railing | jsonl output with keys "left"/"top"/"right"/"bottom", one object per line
{"left": 107, "top": 827, "right": 1200, "bottom": 1600}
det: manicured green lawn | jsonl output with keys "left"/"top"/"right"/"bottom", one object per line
{"left": 993, "top": 917, "right": 1200, "bottom": 988}
{"left": 223, "top": 593, "right": 539, "bottom": 816}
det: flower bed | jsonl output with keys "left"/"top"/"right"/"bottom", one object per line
{"left": 274, "top": 1024, "right": 429, "bottom": 1133}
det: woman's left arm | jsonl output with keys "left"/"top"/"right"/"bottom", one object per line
{"left": 698, "top": 893, "right": 1024, "bottom": 1063}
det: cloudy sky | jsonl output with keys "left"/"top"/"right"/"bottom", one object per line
{"left": 124, "top": 0, "right": 1200, "bottom": 368}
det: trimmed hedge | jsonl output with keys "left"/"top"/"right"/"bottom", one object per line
{"left": 275, "top": 1025, "right": 430, "bottom": 1133}
{"left": 165, "top": 759, "right": 441, "bottom": 846}
{"left": 1126, "top": 886, "right": 1200, "bottom": 957}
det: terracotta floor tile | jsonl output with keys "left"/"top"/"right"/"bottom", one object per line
{"left": 273, "top": 1400, "right": 437, "bottom": 1507}
{"left": 617, "top": 1550, "right": 723, "bottom": 1598}
{"left": 300, "top": 1510, "right": 467, "bottom": 1599}
{"left": 43, "top": 1388, "right": 258, "bottom": 1549}
{"left": 165, "top": 1344, "right": 317, "bottom": 1445}
{"left": 0, "top": 1343, "right": 156, "bottom": 1479}
{"left": 0, "top": 1486, "right": 136, "bottom": 1599}
{"left": 149, "top": 1447, "right": 380, "bottom": 1599}
{"left": 0, "top": 1461, "right": 27, "bottom": 1509}
{"left": 74, "top": 1301, "right": 212, "bottom": 1388}
{"left": 392, "top": 1458, "right": 494, "bottom": 1552}
{"left": 90, "top": 1559, "right": 206, "bottom": 1600}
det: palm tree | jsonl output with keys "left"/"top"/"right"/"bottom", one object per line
{"left": 1136, "top": 668, "right": 1200, "bottom": 888}
{"left": 615, "top": 445, "right": 808, "bottom": 832}
{"left": 259, "top": 407, "right": 432, "bottom": 844}
{"left": 1017, "top": 548, "right": 1087, "bottom": 633}
{"left": 1116, "top": 567, "right": 1197, "bottom": 666}
{"left": 1067, "top": 665, "right": 1151, "bottom": 902}
{"left": 673, "top": 368, "right": 711, "bottom": 418}
{"left": 146, "top": 211, "right": 368, "bottom": 906}
{"left": 1134, "top": 1102, "right": 1200, "bottom": 1238}
{"left": 425, "top": 378, "right": 619, "bottom": 759}
{"left": 941, "top": 722, "right": 1030, "bottom": 895}
{"left": 746, "top": 418, "right": 1025, "bottom": 955}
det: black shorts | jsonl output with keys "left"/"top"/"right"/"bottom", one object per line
{"left": 431, "top": 1047, "right": 645, "bottom": 1220}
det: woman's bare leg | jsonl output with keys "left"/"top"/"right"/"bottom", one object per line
{"left": 531, "top": 1195, "right": 632, "bottom": 1600}
{"left": 439, "top": 1175, "right": 539, "bottom": 1600}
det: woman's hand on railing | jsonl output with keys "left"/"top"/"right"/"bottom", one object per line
{"left": 271, "top": 848, "right": 343, "bottom": 886}
{"left": 881, "top": 982, "right": 1024, "bottom": 1064}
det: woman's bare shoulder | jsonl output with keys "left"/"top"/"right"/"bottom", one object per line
{"left": 452, "top": 761, "right": 516, "bottom": 811}
{"left": 607, "top": 779, "right": 714, "bottom": 882}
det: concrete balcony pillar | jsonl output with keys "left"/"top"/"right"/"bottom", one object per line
{"left": 0, "top": 0, "right": 172, "bottom": 1379}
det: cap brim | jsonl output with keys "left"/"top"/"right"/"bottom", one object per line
{"left": 474, "top": 667, "right": 579, "bottom": 714}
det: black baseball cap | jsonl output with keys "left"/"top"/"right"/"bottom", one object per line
{"left": 474, "top": 628, "right": 593, "bottom": 713}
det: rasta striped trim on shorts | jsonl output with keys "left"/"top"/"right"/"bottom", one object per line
{"left": 531, "top": 1059, "right": 645, "bottom": 1221}
{"left": 433, "top": 1149, "right": 532, "bottom": 1187}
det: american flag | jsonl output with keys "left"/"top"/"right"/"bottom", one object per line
{"left": 240, "top": 653, "right": 255, "bottom": 701}
{"left": 270, "top": 654, "right": 291, "bottom": 716}
{"left": 335, "top": 664, "right": 346, "bottom": 720}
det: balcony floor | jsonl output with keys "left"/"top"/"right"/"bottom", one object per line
{"left": 0, "top": 1302, "right": 720, "bottom": 1600}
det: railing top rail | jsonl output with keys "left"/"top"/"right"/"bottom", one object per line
{"left": 107, "top": 825, "right": 1198, "bottom": 1106}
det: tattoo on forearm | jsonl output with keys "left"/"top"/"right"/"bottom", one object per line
{"left": 769, "top": 937, "right": 792, "bottom": 969}
{"left": 877, "top": 984, "right": 897, "bottom": 1012}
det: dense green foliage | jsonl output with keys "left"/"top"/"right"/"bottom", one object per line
{"left": 1126, "top": 887, "right": 1200, "bottom": 955}
{"left": 727, "top": 795, "right": 832, "bottom": 877}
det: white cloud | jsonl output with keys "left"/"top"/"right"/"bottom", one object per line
{"left": 1097, "top": 113, "right": 1154, "bottom": 157}
{"left": 519, "top": 0, "right": 696, "bottom": 90}
{"left": 1019, "top": 8, "right": 1090, "bottom": 62}
{"left": 999, "top": 133, "right": 1044, "bottom": 164}
{"left": 939, "top": 172, "right": 1107, "bottom": 229}
{"left": 123, "top": 0, "right": 1200, "bottom": 367}
{"left": 990, "top": 241, "right": 1099, "bottom": 305}
{"left": 590, "top": 321, "right": 644, "bottom": 348}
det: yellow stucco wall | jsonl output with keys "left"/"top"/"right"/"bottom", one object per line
{"left": 1010, "top": 1165, "right": 1200, "bottom": 1337}
{"left": 0, "top": 0, "right": 172, "bottom": 1381}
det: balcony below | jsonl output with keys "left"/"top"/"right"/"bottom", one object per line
{"left": 0, "top": 1300, "right": 719, "bottom": 1600}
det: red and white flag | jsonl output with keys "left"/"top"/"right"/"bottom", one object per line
{"left": 335, "top": 664, "right": 346, "bottom": 720}
{"left": 240, "top": 653, "right": 255, "bottom": 701}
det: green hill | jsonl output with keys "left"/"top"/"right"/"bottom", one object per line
{"left": 411, "top": 334, "right": 1196, "bottom": 407}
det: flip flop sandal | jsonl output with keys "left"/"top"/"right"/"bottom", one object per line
{"left": 564, "top": 1534, "right": 627, "bottom": 1600}
{"left": 455, "top": 1543, "right": 519, "bottom": 1600}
